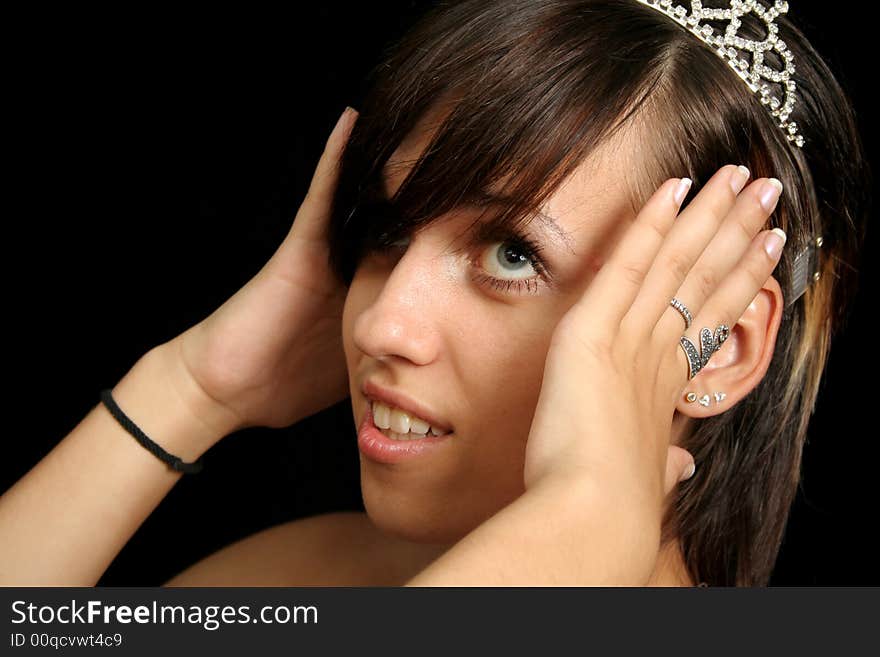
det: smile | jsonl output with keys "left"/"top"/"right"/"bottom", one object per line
{"left": 370, "top": 400, "right": 452, "bottom": 440}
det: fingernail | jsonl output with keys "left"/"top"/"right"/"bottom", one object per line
{"left": 764, "top": 227, "right": 787, "bottom": 259}
{"left": 680, "top": 461, "right": 696, "bottom": 482}
{"left": 759, "top": 178, "right": 783, "bottom": 213}
{"left": 673, "top": 177, "right": 693, "bottom": 206}
{"left": 730, "top": 165, "right": 750, "bottom": 194}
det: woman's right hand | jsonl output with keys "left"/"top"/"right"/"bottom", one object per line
{"left": 170, "top": 107, "right": 359, "bottom": 432}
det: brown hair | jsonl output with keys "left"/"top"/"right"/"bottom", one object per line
{"left": 326, "top": 0, "right": 871, "bottom": 586}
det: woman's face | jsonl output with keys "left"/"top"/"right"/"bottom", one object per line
{"left": 342, "top": 120, "right": 644, "bottom": 544}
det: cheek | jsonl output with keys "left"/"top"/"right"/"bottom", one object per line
{"left": 452, "top": 319, "right": 557, "bottom": 504}
{"left": 462, "top": 320, "right": 556, "bottom": 446}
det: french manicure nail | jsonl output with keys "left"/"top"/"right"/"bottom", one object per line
{"left": 674, "top": 177, "right": 693, "bottom": 206}
{"left": 730, "top": 165, "right": 750, "bottom": 194}
{"left": 760, "top": 178, "right": 784, "bottom": 213}
{"left": 680, "top": 461, "right": 696, "bottom": 482}
{"left": 764, "top": 227, "right": 787, "bottom": 259}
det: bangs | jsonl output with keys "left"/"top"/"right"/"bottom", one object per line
{"left": 326, "top": 1, "right": 671, "bottom": 286}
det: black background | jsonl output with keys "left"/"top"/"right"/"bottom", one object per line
{"left": 5, "top": 2, "right": 877, "bottom": 585}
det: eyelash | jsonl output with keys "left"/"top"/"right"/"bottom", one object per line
{"left": 368, "top": 227, "right": 550, "bottom": 296}
{"left": 469, "top": 233, "right": 549, "bottom": 295}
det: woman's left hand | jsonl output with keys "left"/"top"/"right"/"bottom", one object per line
{"left": 522, "top": 164, "right": 786, "bottom": 579}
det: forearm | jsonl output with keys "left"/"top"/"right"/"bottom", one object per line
{"left": 404, "top": 473, "right": 660, "bottom": 586}
{"left": 0, "top": 341, "right": 239, "bottom": 586}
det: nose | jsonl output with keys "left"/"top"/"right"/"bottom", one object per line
{"left": 352, "top": 235, "right": 450, "bottom": 366}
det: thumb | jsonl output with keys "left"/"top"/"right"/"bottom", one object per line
{"left": 664, "top": 445, "right": 696, "bottom": 495}
{"left": 291, "top": 106, "right": 359, "bottom": 243}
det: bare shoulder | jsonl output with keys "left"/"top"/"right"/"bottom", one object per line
{"left": 162, "top": 511, "right": 398, "bottom": 587}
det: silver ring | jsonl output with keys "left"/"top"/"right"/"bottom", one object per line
{"left": 679, "top": 324, "right": 730, "bottom": 380}
{"left": 669, "top": 297, "right": 692, "bottom": 330}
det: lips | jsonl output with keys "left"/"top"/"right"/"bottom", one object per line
{"left": 361, "top": 379, "right": 453, "bottom": 434}
{"left": 357, "top": 401, "right": 454, "bottom": 464}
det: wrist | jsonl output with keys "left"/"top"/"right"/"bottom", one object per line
{"left": 159, "top": 337, "right": 246, "bottom": 442}
{"left": 527, "top": 469, "right": 663, "bottom": 584}
{"left": 111, "top": 342, "right": 242, "bottom": 463}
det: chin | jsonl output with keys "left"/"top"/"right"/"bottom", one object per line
{"left": 358, "top": 461, "right": 485, "bottom": 545}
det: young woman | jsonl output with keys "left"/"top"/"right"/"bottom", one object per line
{"left": 0, "top": 0, "right": 869, "bottom": 586}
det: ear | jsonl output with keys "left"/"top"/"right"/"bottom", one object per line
{"left": 674, "top": 275, "right": 784, "bottom": 419}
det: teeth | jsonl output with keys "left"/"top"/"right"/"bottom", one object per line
{"left": 373, "top": 402, "right": 391, "bottom": 431}
{"left": 389, "top": 408, "right": 412, "bottom": 434}
{"left": 371, "top": 400, "right": 451, "bottom": 438}
{"left": 408, "top": 416, "right": 430, "bottom": 435}
{"left": 382, "top": 428, "right": 423, "bottom": 441}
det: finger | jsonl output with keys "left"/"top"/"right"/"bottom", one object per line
{"left": 620, "top": 165, "right": 751, "bottom": 342}
{"left": 653, "top": 177, "right": 783, "bottom": 345}
{"left": 664, "top": 445, "right": 696, "bottom": 496}
{"left": 571, "top": 176, "right": 686, "bottom": 342}
{"left": 675, "top": 227, "right": 787, "bottom": 381}
{"left": 291, "top": 107, "right": 359, "bottom": 243}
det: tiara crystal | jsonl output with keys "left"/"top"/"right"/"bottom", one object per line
{"left": 636, "top": 0, "right": 803, "bottom": 148}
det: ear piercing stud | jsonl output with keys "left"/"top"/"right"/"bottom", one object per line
{"left": 685, "top": 391, "right": 726, "bottom": 407}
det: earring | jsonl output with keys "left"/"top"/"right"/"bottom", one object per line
{"left": 714, "top": 392, "right": 727, "bottom": 403}
{"left": 684, "top": 391, "right": 712, "bottom": 406}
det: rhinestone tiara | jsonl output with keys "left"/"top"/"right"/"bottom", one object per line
{"left": 636, "top": 0, "right": 803, "bottom": 148}
{"left": 636, "top": 0, "right": 820, "bottom": 306}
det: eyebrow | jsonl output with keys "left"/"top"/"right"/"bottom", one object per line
{"left": 466, "top": 190, "right": 576, "bottom": 251}
{"left": 379, "top": 172, "right": 576, "bottom": 251}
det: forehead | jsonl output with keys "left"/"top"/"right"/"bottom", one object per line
{"left": 381, "top": 109, "right": 644, "bottom": 256}
{"left": 532, "top": 136, "right": 641, "bottom": 248}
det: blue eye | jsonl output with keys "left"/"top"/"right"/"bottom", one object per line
{"left": 472, "top": 235, "right": 548, "bottom": 295}
{"left": 364, "top": 223, "right": 550, "bottom": 295}
{"left": 490, "top": 242, "right": 537, "bottom": 273}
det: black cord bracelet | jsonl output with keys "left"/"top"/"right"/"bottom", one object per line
{"left": 100, "top": 389, "right": 204, "bottom": 474}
